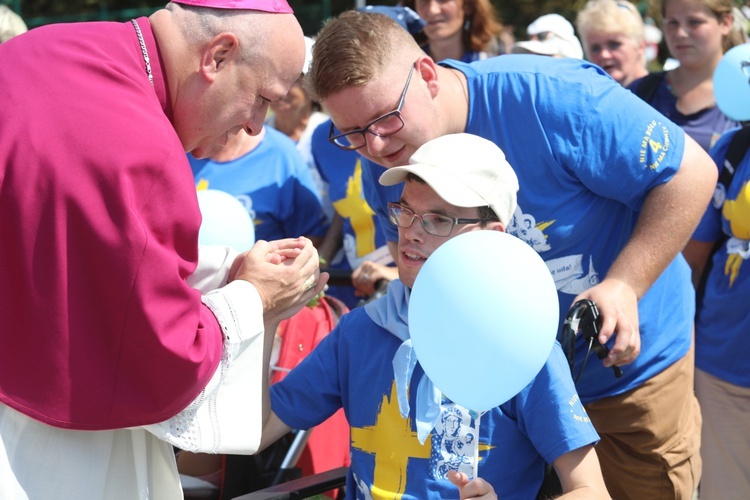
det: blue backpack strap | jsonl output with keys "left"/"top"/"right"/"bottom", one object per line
{"left": 721, "top": 125, "right": 750, "bottom": 191}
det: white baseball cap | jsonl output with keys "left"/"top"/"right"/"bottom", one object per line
{"left": 302, "top": 36, "right": 315, "bottom": 75}
{"left": 513, "top": 13, "right": 584, "bottom": 59}
{"left": 0, "top": 5, "right": 27, "bottom": 43}
{"left": 528, "top": 13, "right": 576, "bottom": 38}
{"left": 379, "top": 134, "right": 519, "bottom": 227}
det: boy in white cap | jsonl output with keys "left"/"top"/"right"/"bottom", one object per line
{"left": 260, "top": 134, "right": 608, "bottom": 499}
{"left": 310, "top": 10, "right": 715, "bottom": 497}
{"left": 0, "top": 1, "right": 326, "bottom": 499}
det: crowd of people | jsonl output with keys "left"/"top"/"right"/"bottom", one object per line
{"left": 1, "top": 0, "right": 749, "bottom": 498}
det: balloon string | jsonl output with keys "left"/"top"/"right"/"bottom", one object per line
{"left": 472, "top": 412, "right": 481, "bottom": 479}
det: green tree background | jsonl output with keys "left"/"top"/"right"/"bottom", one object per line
{"left": 5, "top": 0, "right": 641, "bottom": 38}
{"left": 4, "top": 0, "right": 678, "bottom": 64}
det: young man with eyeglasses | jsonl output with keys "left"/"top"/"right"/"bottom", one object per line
{"left": 308, "top": 10, "right": 716, "bottom": 499}
{"left": 259, "top": 133, "right": 609, "bottom": 499}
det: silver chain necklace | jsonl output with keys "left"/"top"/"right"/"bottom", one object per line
{"left": 131, "top": 19, "right": 153, "bottom": 87}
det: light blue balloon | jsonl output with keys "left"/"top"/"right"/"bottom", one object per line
{"left": 409, "top": 231, "right": 559, "bottom": 412}
{"left": 714, "top": 43, "right": 750, "bottom": 121}
{"left": 196, "top": 189, "right": 255, "bottom": 252}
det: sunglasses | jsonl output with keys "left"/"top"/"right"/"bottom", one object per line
{"left": 561, "top": 299, "right": 623, "bottom": 383}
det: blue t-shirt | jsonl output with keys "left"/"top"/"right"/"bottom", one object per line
{"left": 189, "top": 127, "right": 329, "bottom": 242}
{"left": 361, "top": 55, "right": 694, "bottom": 403}
{"left": 629, "top": 74, "right": 739, "bottom": 152}
{"left": 311, "top": 120, "right": 394, "bottom": 308}
{"left": 692, "top": 127, "right": 750, "bottom": 387}
{"left": 271, "top": 306, "right": 599, "bottom": 500}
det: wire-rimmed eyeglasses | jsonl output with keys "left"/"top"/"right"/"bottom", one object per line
{"left": 328, "top": 63, "right": 416, "bottom": 151}
{"left": 387, "top": 202, "right": 489, "bottom": 237}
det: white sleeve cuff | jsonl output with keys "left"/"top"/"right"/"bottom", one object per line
{"left": 187, "top": 245, "right": 240, "bottom": 293}
{"left": 145, "top": 280, "right": 267, "bottom": 454}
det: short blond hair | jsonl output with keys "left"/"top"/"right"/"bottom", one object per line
{"left": 576, "top": 0, "right": 645, "bottom": 45}
{"left": 308, "top": 10, "right": 424, "bottom": 102}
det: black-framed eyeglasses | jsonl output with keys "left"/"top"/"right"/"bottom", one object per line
{"left": 387, "top": 202, "right": 488, "bottom": 237}
{"left": 328, "top": 63, "right": 416, "bottom": 151}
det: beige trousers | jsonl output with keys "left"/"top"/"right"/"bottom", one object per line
{"left": 584, "top": 347, "right": 702, "bottom": 500}
{"left": 694, "top": 368, "right": 750, "bottom": 500}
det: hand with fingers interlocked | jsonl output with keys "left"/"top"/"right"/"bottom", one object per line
{"left": 230, "top": 237, "right": 329, "bottom": 328}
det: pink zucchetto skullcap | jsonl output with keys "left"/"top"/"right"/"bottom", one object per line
{"left": 172, "top": 0, "right": 293, "bottom": 14}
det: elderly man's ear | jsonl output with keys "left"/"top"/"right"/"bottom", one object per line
{"left": 201, "top": 33, "right": 241, "bottom": 79}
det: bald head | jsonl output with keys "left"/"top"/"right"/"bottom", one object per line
{"left": 309, "top": 10, "right": 425, "bottom": 101}
{"left": 151, "top": 2, "right": 304, "bottom": 156}
{"left": 166, "top": 2, "right": 303, "bottom": 69}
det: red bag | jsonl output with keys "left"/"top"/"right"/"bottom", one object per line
{"left": 272, "top": 295, "right": 348, "bottom": 384}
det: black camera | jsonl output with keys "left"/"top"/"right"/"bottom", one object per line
{"left": 562, "top": 299, "right": 623, "bottom": 382}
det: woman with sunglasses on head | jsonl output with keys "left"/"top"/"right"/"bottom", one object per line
{"left": 629, "top": 0, "right": 746, "bottom": 151}
{"left": 402, "top": 0, "right": 506, "bottom": 62}
{"left": 576, "top": 0, "right": 650, "bottom": 87}
{"left": 512, "top": 13, "right": 584, "bottom": 59}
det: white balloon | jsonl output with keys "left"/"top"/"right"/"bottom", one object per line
{"left": 196, "top": 189, "right": 255, "bottom": 252}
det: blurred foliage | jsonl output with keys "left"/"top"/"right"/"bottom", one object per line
{"left": 0, "top": 0, "right": 742, "bottom": 32}
{"left": 2, "top": 0, "right": 706, "bottom": 39}
{"left": 6, "top": 0, "right": 161, "bottom": 26}
{"left": 494, "top": 0, "right": 587, "bottom": 34}
{"left": 18, "top": 0, "right": 154, "bottom": 18}
{"left": 5, "top": 0, "right": 596, "bottom": 36}
{"left": 295, "top": 0, "right": 590, "bottom": 37}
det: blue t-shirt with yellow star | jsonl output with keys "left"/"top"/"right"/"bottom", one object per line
{"left": 311, "top": 119, "right": 394, "bottom": 308}
{"left": 271, "top": 307, "right": 599, "bottom": 499}
{"left": 692, "top": 127, "right": 750, "bottom": 388}
{"left": 361, "top": 55, "right": 693, "bottom": 404}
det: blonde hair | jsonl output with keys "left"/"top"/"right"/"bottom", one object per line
{"left": 655, "top": 0, "right": 745, "bottom": 51}
{"left": 576, "top": 0, "right": 645, "bottom": 45}
{"left": 401, "top": 0, "right": 504, "bottom": 53}
{"left": 308, "top": 10, "right": 424, "bottom": 101}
